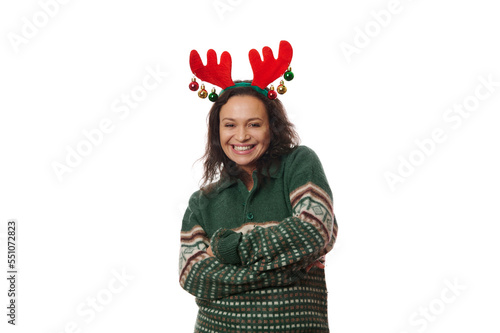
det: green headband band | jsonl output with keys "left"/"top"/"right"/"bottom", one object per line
{"left": 220, "top": 82, "right": 268, "bottom": 97}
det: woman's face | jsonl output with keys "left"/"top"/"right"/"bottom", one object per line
{"left": 219, "top": 95, "right": 271, "bottom": 175}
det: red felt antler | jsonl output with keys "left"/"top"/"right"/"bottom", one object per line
{"left": 249, "top": 40, "right": 293, "bottom": 89}
{"left": 189, "top": 49, "right": 234, "bottom": 90}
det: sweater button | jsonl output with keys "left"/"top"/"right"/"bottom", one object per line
{"left": 246, "top": 212, "right": 254, "bottom": 220}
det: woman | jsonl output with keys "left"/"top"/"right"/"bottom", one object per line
{"left": 179, "top": 82, "right": 338, "bottom": 332}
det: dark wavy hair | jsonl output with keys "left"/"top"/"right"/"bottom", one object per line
{"left": 199, "top": 80, "right": 300, "bottom": 193}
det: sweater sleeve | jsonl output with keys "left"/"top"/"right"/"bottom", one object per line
{"left": 212, "top": 146, "right": 338, "bottom": 272}
{"left": 179, "top": 191, "right": 308, "bottom": 300}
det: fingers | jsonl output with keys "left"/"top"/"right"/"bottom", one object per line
{"left": 206, "top": 246, "right": 214, "bottom": 257}
{"left": 306, "top": 261, "right": 325, "bottom": 272}
{"left": 315, "top": 262, "right": 325, "bottom": 269}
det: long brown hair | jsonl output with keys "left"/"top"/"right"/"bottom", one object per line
{"left": 200, "top": 81, "right": 300, "bottom": 193}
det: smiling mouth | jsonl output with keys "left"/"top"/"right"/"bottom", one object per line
{"left": 233, "top": 145, "right": 255, "bottom": 151}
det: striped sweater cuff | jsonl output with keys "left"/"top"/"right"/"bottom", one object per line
{"left": 211, "top": 228, "right": 242, "bottom": 265}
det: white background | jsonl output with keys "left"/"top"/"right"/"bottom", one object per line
{"left": 1, "top": 0, "right": 499, "bottom": 332}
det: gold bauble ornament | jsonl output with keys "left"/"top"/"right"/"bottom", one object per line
{"left": 277, "top": 80, "right": 287, "bottom": 94}
{"left": 198, "top": 84, "right": 208, "bottom": 99}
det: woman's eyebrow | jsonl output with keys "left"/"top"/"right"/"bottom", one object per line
{"left": 221, "top": 117, "right": 263, "bottom": 122}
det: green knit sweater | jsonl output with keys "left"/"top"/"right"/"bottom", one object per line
{"left": 179, "top": 146, "right": 338, "bottom": 332}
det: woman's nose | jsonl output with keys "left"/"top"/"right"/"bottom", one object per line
{"left": 235, "top": 127, "right": 249, "bottom": 141}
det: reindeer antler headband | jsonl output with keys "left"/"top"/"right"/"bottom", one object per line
{"left": 188, "top": 40, "right": 294, "bottom": 102}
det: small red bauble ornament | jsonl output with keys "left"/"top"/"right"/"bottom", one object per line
{"left": 267, "top": 85, "right": 277, "bottom": 100}
{"left": 189, "top": 78, "right": 199, "bottom": 91}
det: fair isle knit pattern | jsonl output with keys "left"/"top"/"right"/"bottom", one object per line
{"left": 195, "top": 268, "right": 328, "bottom": 332}
{"left": 179, "top": 146, "right": 338, "bottom": 332}
{"left": 291, "top": 182, "right": 337, "bottom": 257}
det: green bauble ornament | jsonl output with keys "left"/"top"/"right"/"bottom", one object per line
{"left": 208, "top": 88, "right": 218, "bottom": 102}
{"left": 284, "top": 67, "right": 294, "bottom": 81}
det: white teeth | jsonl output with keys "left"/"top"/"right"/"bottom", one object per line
{"left": 233, "top": 145, "right": 254, "bottom": 151}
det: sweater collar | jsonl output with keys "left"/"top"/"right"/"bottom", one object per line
{"left": 214, "top": 156, "right": 284, "bottom": 193}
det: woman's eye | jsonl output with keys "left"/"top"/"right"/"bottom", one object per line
{"left": 249, "top": 123, "right": 260, "bottom": 127}
{"left": 224, "top": 124, "right": 234, "bottom": 127}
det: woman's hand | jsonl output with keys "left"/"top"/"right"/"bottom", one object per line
{"left": 306, "top": 260, "right": 325, "bottom": 272}
{"left": 206, "top": 246, "right": 214, "bottom": 257}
